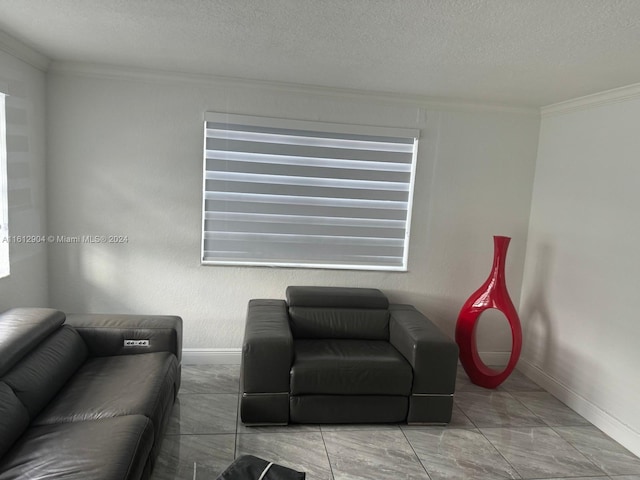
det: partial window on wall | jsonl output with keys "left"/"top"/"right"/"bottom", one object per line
{"left": 202, "top": 113, "right": 419, "bottom": 271}
{"left": 0, "top": 92, "right": 9, "bottom": 278}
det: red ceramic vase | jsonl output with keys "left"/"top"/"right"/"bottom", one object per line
{"left": 455, "top": 236, "right": 522, "bottom": 388}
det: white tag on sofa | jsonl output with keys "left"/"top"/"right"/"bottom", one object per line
{"left": 123, "top": 339, "right": 150, "bottom": 347}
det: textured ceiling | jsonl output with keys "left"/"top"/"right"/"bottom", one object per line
{"left": 1, "top": 0, "right": 639, "bottom": 106}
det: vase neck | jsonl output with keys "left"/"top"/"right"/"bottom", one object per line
{"left": 490, "top": 236, "right": 511, "bottom": 281}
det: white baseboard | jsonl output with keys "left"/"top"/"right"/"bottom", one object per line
{"left": 182, "top": 348, "right": 242, "bottom": 365}
{"left": 517, "top": 358, "right": 640, "bottom": 458}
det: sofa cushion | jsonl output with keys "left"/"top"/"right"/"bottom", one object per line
{"left": 291, "top": 339, "right": 413, "bottom": 395}
{"left": 34, "top": 352, "right": 178, "bottom": 437}
{"left": 0, "top": 382, "right": 30, "bottom": 459}
{"left": 0, "top": 415, "right": 153, "bottom": 480}
{"left": 2, "top": 326, "right": 87, "bottom": 418}
{"left": 0, "top": 308, "right": 66, "bottom": 376}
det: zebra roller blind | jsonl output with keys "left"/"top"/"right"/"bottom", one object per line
{"left": 202, "top": 113, "right": 419, "bottom": 271}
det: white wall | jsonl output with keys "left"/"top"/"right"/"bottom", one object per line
{"left": 520, "top": 85, "right": 640, "bottom": 456}
{"left": 0, "top": 49, "right": 49, "bottom": 309}
{"left": 46, "top": 65, "right": 540, "bottom": 356}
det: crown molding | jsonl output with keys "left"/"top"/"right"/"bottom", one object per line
{"left": 0, "top": 30, "right": 50, "bottom": 72}
{"left": 49, "top": 60, "right": 539, "bottom": 116}
{"left": 542, "top": 82, "right": 640, "bottom": 117}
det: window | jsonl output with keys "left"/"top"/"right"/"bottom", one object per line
{"left": 202, "top": 113, "right": 419, "bottom": 271}
{"left": 0, "top": 92, "right": 9, "bottom": 278}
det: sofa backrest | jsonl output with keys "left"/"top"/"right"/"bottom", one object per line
{"left": 0, "top": 381, "right": 30, "bottom": 458}
{"left": 0, "top": 308, "right": 88, "bottom": 425}
{"left": 0, "top": 308, "right": 66, "bottom": 377}
{"left": 3, "top": 326, "right": 88, "bottom": 418}
{"left": 286, "top": 286, "right": 390, "bottom": 340}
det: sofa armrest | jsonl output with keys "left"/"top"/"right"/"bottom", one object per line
{"left": 64, "top": 314, "right": 183, "bottom": 363}
{"left": 389, "top": 304, "right": 458, "bottom": 394}
{"left": 242, "top": 300, "right": 293, "bottom": 394}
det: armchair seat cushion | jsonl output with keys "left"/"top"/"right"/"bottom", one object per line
{"left": 291, "top": 339, "right": 413, "bottom": 396}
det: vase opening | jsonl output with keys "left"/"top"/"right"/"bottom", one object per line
{"left": 474, "top": 308, "right": 514, "bottom": 369}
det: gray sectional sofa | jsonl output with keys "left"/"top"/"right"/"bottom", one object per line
{"left": 0, "top": 307, "right": 182, "bottom": 480}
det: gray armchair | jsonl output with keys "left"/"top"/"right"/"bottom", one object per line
{"left": 240, "top": 286, "right": 458, "bottom": 425}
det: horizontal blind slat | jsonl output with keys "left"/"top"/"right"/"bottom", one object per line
{"left": 205, "top": 200, "right": 408, "bottom": 220}
{"left": 204, "top": 231, "right": 404, "bottom": 247}
{"left": 204, "top": 191, "right": 408, "bottom": 210}
{"left": 206, "top": 128, "right": 414, "bottom": 153}
{"left": 204, "top": 211, "right": 407, "bottom": 228}
{"left": 205, "top": 171, "right": 409, "bottom": 192}
{"left": 206, "top": 150, "right": 412, "bottom": 172}
{"left": 206, "top": 159, "right": 411, "bottom": 183}
{"left": 206, "top": 138, "right": 412, "bottom": 163}
{"left": 205, "top": 182, "right": 409, "bottom": 202}
{"left": 204, "top": 221, "right": 405, "bottom": 239}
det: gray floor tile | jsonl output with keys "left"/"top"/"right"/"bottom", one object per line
{"left": 497, "top": 370, "right": 544, "bottom": 392}
{"left": 320, "top": 423, "right": 401, "bottom": 432}
{"left": 455, "top": 366, "right": 542, "bottom": 393}
{"left": 455, "top": 390, "right": 545, "bottom": 427}
{"left": 236, "top": 432, "right": 333, "bottom": 480}
{"left": 238, "top": 422, "right": 322, "bottom": 433}
{"left": 167, "top": 393, "right": 238, "bottom": 434}
{"left": 455, "top": 367, "right": 487, "bottom": 392}
{"left": 482, "top": 426, "right": 605, "bottom": 478}
{"left": 151, "top": 434, "right": 235, "bottom": 480}
{"left": 401, "top": 405, "right": 475, "bottom": 430}
{"left": 404, "top": 428, "right": 520, "bottom": 480}
{"left": 180, "top": 364, "right": 240, "bottom": 394}
{"left": 323, "top": 430, "right": 429, "bottom": 480}
{"left": 512, "top": 391, "right": 590, "bottom": 426}
{"left": 152, "top": 365, "right": 640, "bottom": 480}
{"left": 537, "top": 477, "right": 609, "bottom": 480}
{"left": 554, "top": 426, "right": 640, "bottom": 475}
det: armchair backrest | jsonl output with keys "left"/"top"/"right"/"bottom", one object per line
{"left": 286, "top": 286, "right": 390, "bottom": 340}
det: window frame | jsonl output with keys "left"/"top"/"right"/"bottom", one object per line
{"left": 0, "top": 92, "right": 9, "bottom": 278}
{"left": 201, "top": 112, "right": 419, "bottom": 271}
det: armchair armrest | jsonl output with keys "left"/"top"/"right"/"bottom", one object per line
{"left": 64, "top": 313, "right": 182, "bottom": 363}
{"left": 242, "top": 300, "right": 293, "bottom": 394}
{"left": 241, "top": 299, "right": 293, "bottom": 425}
{"left": 389, "top": 304, "right": 458, "bottom": 394}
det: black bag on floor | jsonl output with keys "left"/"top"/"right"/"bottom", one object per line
{"left": 216, "top": 455, "right": 306, "bottom": 480}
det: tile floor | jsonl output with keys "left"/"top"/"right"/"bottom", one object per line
{"left": 151, "top": 364, "right": 640, "bottom": 480}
